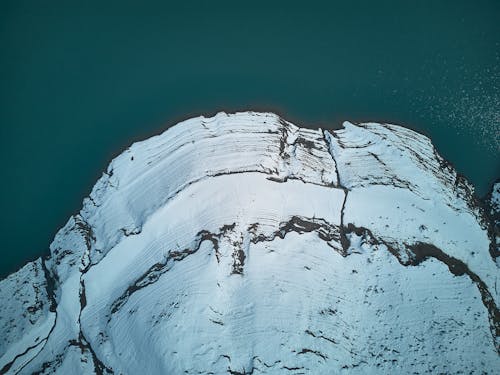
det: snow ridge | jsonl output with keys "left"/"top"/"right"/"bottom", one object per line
{"left": 0, "top": 111, "right": 498, "bottom": 374}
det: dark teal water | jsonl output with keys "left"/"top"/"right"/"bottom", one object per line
{"left": 0, "top": 1, "right": 499, "bottom": 278}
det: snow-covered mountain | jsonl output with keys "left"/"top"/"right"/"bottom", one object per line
{"left": 0, "top": 111, "right": 498, "bottom": 374}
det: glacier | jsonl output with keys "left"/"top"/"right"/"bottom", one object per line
{"left": 0, "top": 111, "right": 498, "bottom": 374}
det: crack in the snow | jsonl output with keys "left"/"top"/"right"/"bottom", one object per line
{"left": 0, "top": 338, "right": 46, "bottom": 374}
{"left": 297, "top": 348, "right": 328, "bottom": 361}
{"left": 249, "top": 216, "right": 342, "bottom": 253}
{"left": 107, "top": 216, "right": 342, "bottom": 322}
{"left": 107, "top": 223, "right": 236, "bottom": 320}
{"left": 3, "top": 259, "right": 59, "bottom": 375}
{"left": 341, "top": 224, "right": 500, "bottom": 354}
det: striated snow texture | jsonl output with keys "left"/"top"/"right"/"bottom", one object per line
{"left": 0, "top": 111, "right": 498, "bottom": 374}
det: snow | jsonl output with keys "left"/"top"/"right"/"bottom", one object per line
{"left": 0, "top": 111, "right": 498, "bottom": 374}
{"left": 0, "top": 260, "right": 55, "bottom": 374}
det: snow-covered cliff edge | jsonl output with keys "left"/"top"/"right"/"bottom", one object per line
{"left": 1, "top": 112, "right": 498, "bottom": 374}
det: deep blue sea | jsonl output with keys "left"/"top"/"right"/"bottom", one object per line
{"left": 0, "top": 1, "right": 499, "bottom": 277}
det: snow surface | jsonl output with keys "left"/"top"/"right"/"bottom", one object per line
{"left": 0, "top": 111, "right": 498, "bottom": 374}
